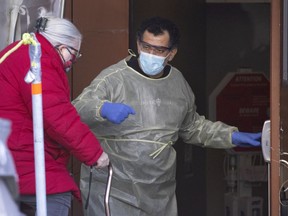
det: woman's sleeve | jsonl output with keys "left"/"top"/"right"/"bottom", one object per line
{"left": 40, "top": 63, "right": 103, "bottom": 166}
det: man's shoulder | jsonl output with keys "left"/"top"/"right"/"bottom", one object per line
{"left": 102, "top": 57, "right": 130, "bottom": 73}
{"left": 108, "top": 57, "right": 127, "bottom": 68}
{"left": 170, "top": 66, "right": 186, "bottom": 79}
{"left": 96, "top": 57, "right": 129, "bottom": 79}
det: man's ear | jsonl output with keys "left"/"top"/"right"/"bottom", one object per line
{"left": 168, "top": 48, "right": 178, "bottom": 61}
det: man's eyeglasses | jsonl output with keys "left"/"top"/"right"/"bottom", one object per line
{"left": 139, "top": 40, "right": 171, "bottom": 55}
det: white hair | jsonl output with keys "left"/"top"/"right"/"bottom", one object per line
{"left": 37, "top": 10, "right": 82, "bottom": 51}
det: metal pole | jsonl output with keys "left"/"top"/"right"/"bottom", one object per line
{"left": 25, "top": 33, "right": 47, "bottom": 216}
{"left": 60, "top": 0, "right": 65, "bottom": 18}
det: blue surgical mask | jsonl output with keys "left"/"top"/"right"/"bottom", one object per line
{"left": 139, "top": 51, "right": 168, "bottom": 76}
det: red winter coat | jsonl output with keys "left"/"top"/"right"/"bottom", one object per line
{"left": 0, "top": 34, "right": 103, "bottom": 200}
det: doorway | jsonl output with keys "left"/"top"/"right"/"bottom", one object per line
{"left": 68, "top": 1, "right": 276, "bottom": 215}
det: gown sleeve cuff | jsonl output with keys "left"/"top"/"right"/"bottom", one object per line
{"left": 95, "top": 100, "right": 108, "bottom": 121}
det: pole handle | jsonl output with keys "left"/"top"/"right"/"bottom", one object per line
{"left": 104, "top": 163, "right": 113, "bottom": 216}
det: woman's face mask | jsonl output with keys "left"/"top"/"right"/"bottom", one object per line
{"left": 63, "top": 60, "right": 73, "bottom": 73}
{"left": 56, "top": 45, "right": 81, "bottom": 73}
{"left": 139, "top": 51, "right": 169, "bottom": 76}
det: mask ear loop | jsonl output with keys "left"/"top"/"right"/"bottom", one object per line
{"left": 128, "top": 49, "right": 136, "bottom": 57}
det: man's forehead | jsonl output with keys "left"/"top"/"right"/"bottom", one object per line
{"left": 142, "top": 30, "right": 170, "bottom": 46}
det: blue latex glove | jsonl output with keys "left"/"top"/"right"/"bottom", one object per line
{"left": 100, "top": 102, "right": 136, "bottom": 124}
{"left": 232, "top": 132, "right": 262, "bottom": 147}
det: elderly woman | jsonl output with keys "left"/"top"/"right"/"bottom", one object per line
{"left": 0, "top": 15, "right": 109, "bottom": 216}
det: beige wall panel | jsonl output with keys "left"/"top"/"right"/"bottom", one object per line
{"left": 71, "top": 0, "right": 129, "bottom": 99}
{"left": 72, "top": 32, "right": 128, "bottom": 98}
{"left": 73, "top": 0, "right": 128, "bottom": 29}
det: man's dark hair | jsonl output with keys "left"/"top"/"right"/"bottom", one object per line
{"left": 136, "top": 16, "right": 180, "bottom": 49}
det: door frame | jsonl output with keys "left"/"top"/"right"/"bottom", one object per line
{"left": 270, "top": 0, "right": 281, "bottom": 215}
